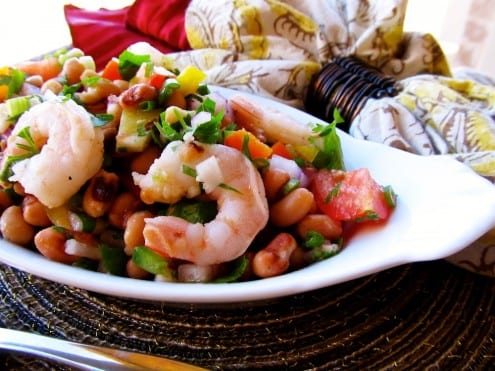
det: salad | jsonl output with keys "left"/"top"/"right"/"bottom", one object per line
{"left": 0, "top": 45, "right": 396, "bottom": 283}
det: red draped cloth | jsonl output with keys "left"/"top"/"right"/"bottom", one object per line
{"left": 64, "top": 1, "right": 191, "bottom": 70}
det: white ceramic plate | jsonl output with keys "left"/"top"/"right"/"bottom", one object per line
{"left": 1, "top": 87, "right": 495, "bottom": 304}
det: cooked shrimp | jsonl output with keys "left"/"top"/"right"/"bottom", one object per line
{"left": 229, "top": 94, "right": 315, "bottom": 145}
{"left": 133, "top": 140, "right": 269, "bottom": 266}
{"left": 3, "top": 99, "right": 104, "bottom": 208}
{"left": 15, "top": 56, "right": 62, "bottom": 82}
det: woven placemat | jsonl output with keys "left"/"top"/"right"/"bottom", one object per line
{"left": 1, "top": 260, "right": 494, "bottom": 370}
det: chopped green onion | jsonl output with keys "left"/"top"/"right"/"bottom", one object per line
{"left": 166, "top": 199, "right": 217, "bottom": 224}
{"left": 81, "top": 75, "right": 100, "bottom": 87}
{"left": 52, "top": 225, "right": 72, "bottom": 238}
{"left": 99, "top": 243, "right": 127, "bottom": 276}
{"left": 158, "top": 78, "right": 180, "bottom": 105}
{"left": 62, "top": 82, "right": 82, "bottom": 97}
{"left": 324, "top": 181, "right": 341, "bottom": 203}
{"left": 252, "top": 158, "right": 270, "bottom": 169}
{"left": 192, "top": 112, "right": 222, "bottom": 144}
{"left": 218, "top": 183, "right": 242, "bottom": 194}
{"left": 138, "top": 100, "right": 157, "bottom": 111}
{"left": 196, "top": 83, "right": 210, "bottom": 96}
{"left": 6, "top": 96, "right": 30, "bottom": 120}
{"left": 16, "top": 126, "right": 38, "bottom": 153}
{"left": 90, "top": 113, "right": 113, "bottom": 127}
{"left": 307, "top": 242, "right": 341, "bottom": 262}
{"left": 213, "top": 255, "right": 249, "bottom": 283}
{"left": 354, "top": 210, "right": 380, "bottom": 223}
{"left": 132, "top": 246, "right": 173, "bottom": 279}
{"left": 136, "top": 123, "right": 149, "bottom": 137}
{"left": 69, "top": 212, "right": 96, "bottom": 233}
{"left": 6, "top": 95, "right": 42, "bottom": 120}
{"left": 155, "top": 115, "right": 182, "bottom": 142}
{"left": 118, "top": 50, "right": 151, "bottom": 81}
{"left": 294, "top": 157, "right": 305, "bottom": 168}
{"left": 241, "top": 133, "right": 252, "bottom": 160}
{"left": 0, "top": 126, "right": 40, "bottom": 182}
{"left": 282, "top": 178, "right": 300, "bottom": 195}
{"left": 181, "top": 164, "right": 197, "bottom": 178}
{"left": 303, "top": 230, "right": 325, "bottom": 249}
{"left": 195, "top": 96, "right": 216, "bottom": 114}
{"left": 173, "top": 107, "right": 191, "bottom": 132}
{"left": 144, "top": 61, "right": 154, "bottom": 78}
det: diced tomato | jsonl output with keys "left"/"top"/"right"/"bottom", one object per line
{"left": 312, "top": 168, "right": 393, "bottom": 222}
{"left": 148, "top": 73, "right": 167, "bottom": 90}
{"left": 101, "top": 58, "right": 122, "bottom": 81}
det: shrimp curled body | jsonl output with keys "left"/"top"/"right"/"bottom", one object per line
{"left": 3, "top": 99, "right": 104, "bottom": 208}
{"left": 133, "top": 141, "right": 269, "bottom": 266}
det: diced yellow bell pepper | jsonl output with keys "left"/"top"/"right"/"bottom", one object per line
{"left": 176, "top": 65, "right": 207, "bottom": 96}
{"left": 292, "top": 144, "right": 319, "bottom": 163}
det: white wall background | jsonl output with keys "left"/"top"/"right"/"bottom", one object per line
{"left": 2, "top": 0, "right": 494, "bottom": 78}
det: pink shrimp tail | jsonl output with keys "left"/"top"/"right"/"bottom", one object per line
{"left": 143, "top": 216, "right": 202, "bottom": 262}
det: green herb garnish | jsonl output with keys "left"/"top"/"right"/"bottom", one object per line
{"left": 166, "top": 199, "right": 217, "bottom": 224}
{"left": 303, "top": 231, "right": 325, "bottom": 249}
{"left": 325, "top": 181, "right": 341, "bottom": 203}
{"left": 282, "top": 178, "right": 300, "bottom": 195}
{"left": 181, "top": 164, "right": 197, "bottom": 178}
{"left": 90, "top": 113, "right": 113, "bottom": 127}
{"left": 158, "top": 78, "right": 180, "bottom": 105}
{"left": 132, "top": 246, "right": 173, "bottom": 279}
{"left": 99, "top": 243, "right": 127, "bottom": 276}
{"left": 213, "top": 255, "right": 249, "bottom": 283}
{"left": 118, "top": 50, "right": 151, "bottom": 81}
{"left": 310, "top": 108, "right": 345, "bottom": 170}
{"left": 354, "top": 210, "right": 380, "bottom": 223}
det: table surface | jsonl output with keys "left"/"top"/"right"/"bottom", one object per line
{"left": 1, "top": 259, "right": 494, "bottom": 370}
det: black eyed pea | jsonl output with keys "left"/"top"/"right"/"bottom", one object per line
{"left": 0, "top": 205, "right": 35, "bottom": 246}
{"left": 252, "top": 232, "right": 297, "bottom": 278}
{"left": 269, "top": 188, "right": 315, "bottom": 227}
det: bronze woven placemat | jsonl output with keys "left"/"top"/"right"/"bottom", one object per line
{"left": 1, "top": 260, "right": 494, "bottom": 370}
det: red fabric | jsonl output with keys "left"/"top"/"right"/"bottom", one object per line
{"left": 64, "top": 4, "right": 185, "bottom": 70}
{"left": 125, "top": 0, "right": 191, "bottom": 51}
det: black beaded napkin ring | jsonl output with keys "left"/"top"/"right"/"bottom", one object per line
{"left": 305, "top": 56, "right": 399, "bottom": 131}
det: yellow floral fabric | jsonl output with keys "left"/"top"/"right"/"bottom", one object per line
{"left": 161, "top": 0, "right": 451, "bottom": 108}
{"left": 351, "top": 74, "right": 495, "bottom": 183}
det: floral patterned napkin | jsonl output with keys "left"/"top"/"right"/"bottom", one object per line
{"left": 133, "top": 0, "right": 495, "bottom": 275}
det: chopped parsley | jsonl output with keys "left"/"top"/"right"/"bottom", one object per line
{"left": 310, "top": 108, "right": 345, "bottom": 170}
{"left": 325, "top": 181, "right": 341, "bottom": 203}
